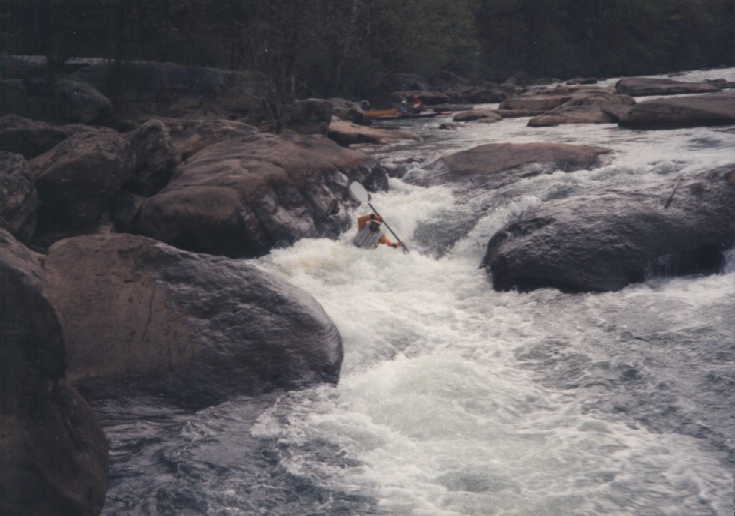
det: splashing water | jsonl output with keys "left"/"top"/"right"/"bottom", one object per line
{"left": 101, "top": 68, "right": 735, "bottom": 515}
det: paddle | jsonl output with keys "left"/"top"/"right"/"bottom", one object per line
{"left": 349, "top": 182, "right": 410, "bottom": 253}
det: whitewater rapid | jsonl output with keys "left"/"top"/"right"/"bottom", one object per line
{"left": 100, "top": 68, "right": 735, "bottom": 515}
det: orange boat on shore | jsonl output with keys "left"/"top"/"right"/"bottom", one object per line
{"left": 365, "top": 109, "right": 441, "bottom": 120}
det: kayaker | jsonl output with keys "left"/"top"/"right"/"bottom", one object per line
{"left": 399, "top": 97, "right": 409, "bottom": 114}
{"left": 353, "top": 213, "right": 402, "bottom": 249}
{"left": 411, "top": 96, "right": 424, "bottom": 113}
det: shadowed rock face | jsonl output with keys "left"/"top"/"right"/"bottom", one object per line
{"left": 135, "top": 132, "right": 389, "bottom": 258}
{"left": 619, "top": 92, "right": 735, "bottom": 129}
{"left": 482, "top": 166, "right": 735, "bottom": 292}
{"left": 0, "top": 152, "right": 37, "bottom": 241}
{"left": 44, "top": 233, "right": 343, "bottom": 408}
{"left": 0, "top": 115, "right": 96, "bottom": 159}
{"left": 407, "top": 142, "right": 611, "bottom": 189}
{"left": 28, "top": 121, "right": 178, "bottom": 247}
{"left": 0, "top": 229, "right": 108, "bottom": 516}
{"left": 615, "top": 77, "right": 721, "bottom": 96}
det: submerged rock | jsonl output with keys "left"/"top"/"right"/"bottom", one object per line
{"left": 408, "top": 142, "right": 611, "bottom": 189}
{"left": 615, "top": 77, "right": 721, "bottom": 96}
{"left": 0, "top": 229, "right": 108, "bottom": 516}
{"left": 619, "top": 92, "right": 735, "bottom": 129}
{"left": 452, "top": 109, "right": 502, "bottom": 123}
{"left": 44, "top": 233, "right": 343, "bottom": 408}
{"left": 483, "top": 166, "right": 735, "bottom": 292}
{"left": 135, "top": 132, "right": 388, "bottom": 258}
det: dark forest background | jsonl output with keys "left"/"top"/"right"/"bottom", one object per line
{"left": 2, "top": 0, "right": 734, "bottom": 100}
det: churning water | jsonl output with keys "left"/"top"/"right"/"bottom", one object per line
{"left": 100, "top": 69, "right": 735, "bottom": 515}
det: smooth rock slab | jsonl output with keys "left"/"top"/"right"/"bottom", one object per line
{"left": 615, "top": 77, "right": 721, "bottom": 97}
{"left": 44, "top": 233, "right": 344, "bottom": 408}
{"left": 483, "top": 166, "right": 735, "bottom": 292}
{"left": 408, "top": 142, "right": 611, "bottom": 189}
{"left": 619, "top": 92, "right": 735, "bottom": 129}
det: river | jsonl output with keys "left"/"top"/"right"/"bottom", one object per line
{"left": 99, "top": 68, "right": 735, "bottom": 515}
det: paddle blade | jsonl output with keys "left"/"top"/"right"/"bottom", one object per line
{"left": 349, "top": 182, "right": 370, "bottom": 203}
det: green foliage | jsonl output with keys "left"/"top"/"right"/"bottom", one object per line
{"left": 1, "top": 0, "right": 733, "bottom": 98}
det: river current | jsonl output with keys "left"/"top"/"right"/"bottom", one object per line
{"left": 99, "top": 68, "right": 735, "bottom": 515}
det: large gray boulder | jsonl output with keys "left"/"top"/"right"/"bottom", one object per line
{"left": 160, "top": 118, "right": 259, "bottom": 161}
{"left": 30, "top": 121, "right": 179, "bottom": 246}
{"left": 528, "top": 91, "right": 635, "bottom": 126}
{"left": 135, "top": 132, "right": 388, "bottom": 257}
{"left": 619, "top": 92, "right": 735, "bottom": 129}
{"left": 408, "top": 142, "right": 611, "bottom": 189}
{"left": 498, "top": 94, "right": 572, "bottom": 117}
{"left": 0, "top": 152, "right": 37, "bottom": 241}
{"left": 615, "top": 77, "right": 721, "bottom": 97}
{"left": 30, "top": 129, "right": 130, "bottom": 244}
{"left": 44, "top": 233, "right": 343, "bottom": 408}
{"left": 0, "top": 229, "right": 108, "bottom": 516}
{"left": 483, "top": 166, "right": 735, "bottom": 292}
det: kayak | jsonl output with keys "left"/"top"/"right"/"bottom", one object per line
{"left": 352, "top": 224, "right": 383, "bottom": 249}
{"left": 366, "top": 109, "right": 440, "bottom": 120}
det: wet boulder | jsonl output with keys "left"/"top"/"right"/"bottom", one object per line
{"left": 615, "top": 77, "right": 721, "bottom": 97}
{"left": 483, "top": 166, "right": 735, "bottom": 292}
{"left": 44, "top": 233, "right": 343, "bottom": 408}
{"left": 408, "top": 142, "right": 611, "bottom": 189}
{"left": 528, "top": 91, "right": 635, "bottom": 126}
{"left": 328, "top": 120, "right": 418, "bottom": 146}
{"left": 619, "top": 92, "right": 735, "bottom": 129}
{"left": 0, "top": 152, "right": 37, "bottom": 241}
{"left": 0, "top": 229, "right": 108, "bottom": 516}
{"left": 135, "top": 132, "right": 388, "bottom": 257}
{"left": 452, "top": 109, "right": 502, "bottom": 123}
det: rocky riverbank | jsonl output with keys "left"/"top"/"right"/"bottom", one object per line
{"left": 2, "top": 59, "right": 735, "bottom": 514}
